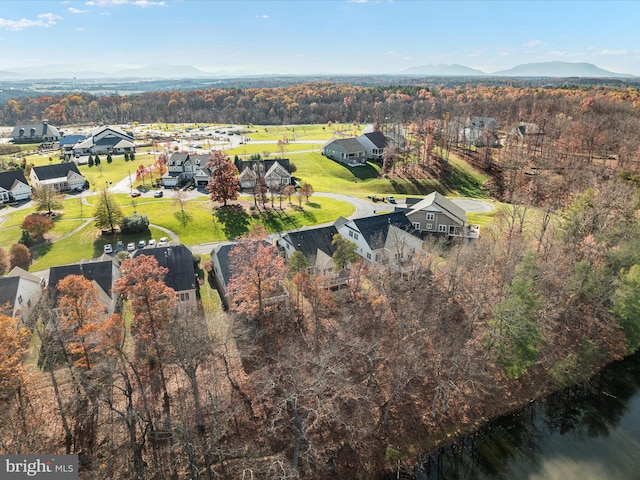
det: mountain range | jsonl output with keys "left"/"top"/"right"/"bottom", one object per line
{"left": 0, "top": 61, "right": 635, "bottom": 80}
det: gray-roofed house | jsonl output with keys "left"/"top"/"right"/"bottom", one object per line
{"left": 12, "top": 121, "right": 61, "bottom": 144}
{"left": 277, "top": 225, "right": 339, "bottom": 276}
{"left": 322, "top": 138, "right": 367, "bottom": 166}
{"left": 132, "top": 245, "right": 198, "bottom": 306}
{"left": 47, "top": 259, "right": 120, "bottom": 313}
{"left": 0, "top": 170, "right": 32, "bottom": 203}
{"left": 59, "top": 134, "right": 87, "bottom": 160}
{"left": 29, "top": 162, "right": 86, "bottom": 192}
{"left": 0, "top": 267, "right": 45, "bottom": 321}
{"left": 357, "top": 131, "right": 388, "bottom": 161}
{"left": 235, "top": 158, "right": 292, "bottom": 190}
{"left": 161, "top": 153, "right": 212, "bottom": 187}
{"left": 334, "top": 211, "right": 423, "bottom": 267}
{"left": 403, "top": 192, "right": 480, "bottom": 239}
{"left": 210, "top": 240, "right": 289, "bottom": 311}
{"left": 72, "top": 125, "right": 135, "bottom": 156}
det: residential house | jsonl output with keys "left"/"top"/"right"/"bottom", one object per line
{"left": 506, "top": 122, "right": 544, "bottom": 148}
{"left": 47, "top": 259, "right": 120, "bottom": 314}
{"left": 334, "top": 211, "right": 423, "bottom": 266}
{"left": 322, "top": 138, "right": 367, "bottom": 166}
{"left": 0, "top": 170, "right": 32, "bottom": 204}
{"left": 450, "top": 116, "right": 499, "bottom": 147}
{"left": 210, "top": 241, "right": 289, "bottom": 310}
{"left": 132, "top": 245, "right": 198, "bottom": 307}
{"left": 11, "top": 121, "right": 61, "bottom": 144}
{"left": 30, "top": 162, "right": 86, "bottom": 192}
{"left": 72, "top": 125, "right": 135, "bottom": 156}
{"left": 357, "top": 131, "right": 388, "bottom": 161}
{"left": 0, "top": 267, "right": 45, "bottom": 321}
{"left": 235, "top": 158, "right": 292, "bottom": 190}
{"left": 277, "top": 225, "right": 339, "bottom": 276}
{"left": 402, "top": 192, "right": 480, "bottom": 239}
{"left": 161, "top": 153, "right": 211, "bottom": 188}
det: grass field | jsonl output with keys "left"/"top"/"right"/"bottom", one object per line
{"left": 226, "top": 142, "right": 323, "bottom": 157}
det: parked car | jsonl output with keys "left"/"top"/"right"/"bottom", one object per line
{"left": 154, "top": 191, "right": 163, "bottom": 198}
{"left": 115, "top": 241, "right": 124, "bottom": 252}
{"left": 137, "top": 240, "right": 146, "bottom": 248}
{"left": 148, "top": 239, "right": 157, "bottom": 248}
{"left": 103, "top": 243, "right": 113, "bottom": 254}
{"left": 126, "top": 242, "right": 136, "bottom": 252}
{"left": 158, "top": 237, "right": 169, "bottom": 247}
{"left": 385, "top": 196, "right": 396, "bottom": 204}
{"left": 130, "top": 192, "right": 141, "bottom": 197}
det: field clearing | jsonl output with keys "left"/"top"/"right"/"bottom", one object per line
{"left": 226, "top": 142, "right": 322, "bottom": 156}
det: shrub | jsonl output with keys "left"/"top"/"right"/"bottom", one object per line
{"left": 120, "top": 214, "right": 150, "bottom": 234}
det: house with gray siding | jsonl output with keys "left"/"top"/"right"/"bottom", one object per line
{"left": 322, "top": 138, "right": 367, "bottom": 166}
{"left": 403, "top": 192, "right": 479, "bottom": 239}
{"left": 12, "top": 121, "right": 61, "bottom": 144}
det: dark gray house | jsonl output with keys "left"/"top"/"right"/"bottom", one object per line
{"left": 357, "top": 131, "right": 388, "bottom": 161}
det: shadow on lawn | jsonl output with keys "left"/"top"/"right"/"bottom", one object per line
{"left": 441, "top": 163, "right": 485, "bottom": 198}
{"left": 215, "top": 204, "right": 250, "bottom": 240}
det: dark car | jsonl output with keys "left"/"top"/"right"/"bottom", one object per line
{"left": 154, "top": 191, "right": 163, "bottom": 198}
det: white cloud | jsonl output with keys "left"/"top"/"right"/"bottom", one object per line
{"left": 76, "top": 27, "right": 85, "bottom": 32}
{"left": 523, "top": 40, "right": 542, "bottom": 48}
{"left": 255, "top": 14, "right": 269, "bottom": 19}
{"left": 133, "top": 0, "right": 167, "bottom": 7}
{"left": 0, "top": 13, "right": 62, "bottom": 31}
{"left": 69, "top": 7, "right": 89, "bottom": 14}
{"left": 86, "top": 0, "right": 128, "bottom": 6}
{"left": 596, "top": 49, "right": 628, "bottom": 56}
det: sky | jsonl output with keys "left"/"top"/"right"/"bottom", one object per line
{"left": 1, "top": 0, "right": 639, "bottom": 76}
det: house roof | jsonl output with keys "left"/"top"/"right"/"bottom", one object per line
{"left": 48, "top": 260, "right": 116, "bottom": 298}
{"left": 324, "top": 138, "right": 366, "bottom": 154}
{"left": 0, "top": 277, "right": 20, "bottom": 313}
{"left": 469, "top": 116, "right": 498, "bottom": 130}
{"left": 32, "top": 162, "right": 82, "bottom": 181}
{"left": 234, "top": 158, "right": 291, "bottom": 174}
{"left": 0, "top": 170, "right": 29, "bottom": 191}
{"left": 409, "top": 192, "right": 467, "bottom": 223}
{"left": 212, "top": 243, "right": 235, "bottom": 288}
{"left": 59, "top": 135, "right": 87, "bottom": 146}
{"left": 89, "top": 125, "right": 134, "bottom": 140}
{"left": 7, "top": 266, "right": 44, "bottom": 284}
{"left": 132, "top": 245, "right": 197, "bottom": 292}
{"left": 283, "top": 225, "right": 339, "bottom": 261}
{"left": 12, "top": 122, "right": 61, "bottom": 138}
{"left": 360, "top": 131, "right": 388, "bottom": 149}
{"left": 347, "top": 212, "right": 419, "bottom": 249}
{"left": 168, "top": 153, "right": 190, "bottom": 165}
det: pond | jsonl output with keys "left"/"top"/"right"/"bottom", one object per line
{"left": 405, "top": 352, "right": 640, "bottom": 479}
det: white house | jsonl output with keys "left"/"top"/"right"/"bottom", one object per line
{"left": 0, "top": 170, "right": 32, "bottom": 203}
{"left": 72, "top": 125, "right": 135, "bottom": 156}
{"left": 0, "top": 267, "right": 45, "bottom": 321}
{"left": 30, "top": 163, "right": 86, "bottom": 192}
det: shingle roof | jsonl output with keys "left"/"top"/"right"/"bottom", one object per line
{"left": 0, "top": 277, "right": 20, "bottom": 313}
{"left": 32, "top": 162, "right": 82, "bottom": 181}
{"left": 213, "top": 243, "right": 235, "bottom": 287}
{"left": 360, "top": 131, "right": 388, "bottom": 149}
{"left": 351, "top": 212, "right": 418, "bottom": 248}
{"left": 325, "top": 138, "right": 366, "bottom": 154}
{"left": 0, "top": 170, "right": 28, "bottom": 191}
{"left": 48, "top": 260, "right": 116, "bottom": 298}
{"left": 235, "top": 158, "right": 291, "bottom": 173}
{"left": 409, "top": 192, "right": 467, "bottom": 223}
{"left": 133, "top": 245, "right": 197, "bottom": 292}
{"left": 284, "top": 225, "right": 339, "bottom": 261}
{"left": 59, "top": 135, "right": 86, "bottom": 146}
{"left": 12, "top": 122, "right": 61, "bottom": 138}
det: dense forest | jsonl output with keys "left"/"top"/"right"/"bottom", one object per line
{"left": 2, "top": 81, "right": 640, "bottom": 479}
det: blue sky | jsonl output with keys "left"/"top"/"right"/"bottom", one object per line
{"left": 1, "top": 0, "right": 639, "bottom": 75}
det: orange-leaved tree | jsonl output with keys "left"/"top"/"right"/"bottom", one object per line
{"left": 21, "top": 213, "right": 54, "bottom": 241}
{"left": 0, "top": 314, "right": 31, "bottom": 401}
{"left": 227, "top": 225, "right": 288, "bottom": 321}
{"left": 114, "top": 254, "right": 177, "bottom": 420}
{"left": 206, "top": 151, "right": 239, "bottom": 207}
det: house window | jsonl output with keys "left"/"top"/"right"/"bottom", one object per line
{"left": 18, "top": 295, "right": 23, "bottom": 304}
{"left": 348, "top": 231, "right": 353, "bottom": 238}
{"left": 426, "top": 213, "right": 435, "bottom": 221}
{"left": 353, "top": 232, "right": 358, "bottom": 240}
{"left": 438, "top": 224, "right": 447, "bottom": 233}
{"left": 426, "top": 223, "right": 433, "bottom": 230}
{"left": 366, "top": 252, "right": 371, "bottom": 260}
{"left": 179, "top": 292, "right": 190, "bottom": 301}
{"left": 375, "top": 253, "right": 380, "bottom": 262}
{"left": 412, "top": 222, "right": 421, "bottom": 230}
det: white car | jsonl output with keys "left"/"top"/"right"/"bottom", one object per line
{"left": 126, "top": 242, "right": 136, "bottom": 252}
{"left": 158, "top": 237, "right": 169, "bottom": 247}
{"left": 103, "top": 243, "right": 113, "bottom": 254}
{"left": 148, "top": 239, "right": 157, "bottom": 248}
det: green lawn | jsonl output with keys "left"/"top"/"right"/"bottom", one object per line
{"left": 80, "top": 152, "right": 158, "bottom": 190}
{"left": 226, "top": 142, "right": 323, "bottom": 157}
{"left": 246, "top": 123, "right": 365, "bottom": 141}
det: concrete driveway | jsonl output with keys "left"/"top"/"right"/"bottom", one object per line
{"left": 451, "top": 198, "right": 495, "bottom": 213}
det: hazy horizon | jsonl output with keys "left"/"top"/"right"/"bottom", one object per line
{"left": 1, "top": 1, "right": 638, "bottom": 76}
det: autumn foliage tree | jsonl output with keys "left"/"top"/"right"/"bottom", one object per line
{"left": 227, "top": 226, "right": 288, "bottom": 321}
{"left": 0, "top": 314, "right": 31, "bottom": 401}
{"left": 21, "top": 213, "right": 54, "bottom": 241}
{"left": 0, "top": 247, "right": 9, "bottom": 275}
{"left": 94, "top": 189, "right": 124, "bottom": 234}
{"left": 32, "top": 185, "right": 63, "bottom": 214}
{"left": 114, "top": 254, "right": 177, "bottom": 421}
{"left": 9, "top": 243, "right": 30, "bottom": 269}
{"left": 206, "top": 151, "right": 239, "bottom": 207}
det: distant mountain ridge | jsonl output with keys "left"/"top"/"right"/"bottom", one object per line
{"left": 0, "top": 61, "right": 634, "bottom": 80}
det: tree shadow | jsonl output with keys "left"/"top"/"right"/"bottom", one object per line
{"left": 441, "top": 163, "right": 485, "bottom": 198}
{"left": 306, "top": 201, "right": 321, "bottom": 209}
{"left": 215, "top": 204, "right": 250, "bottom": 239}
